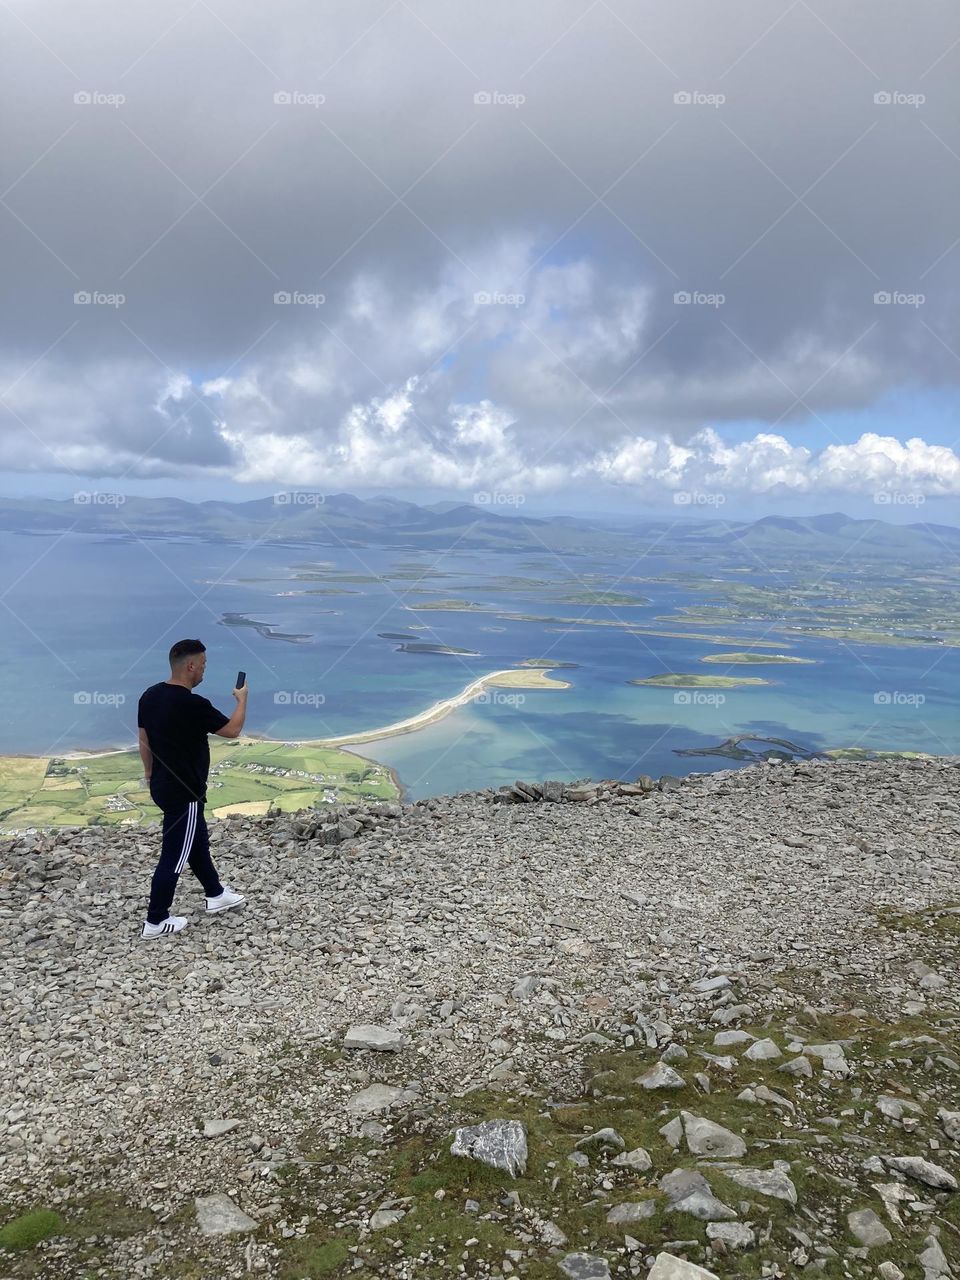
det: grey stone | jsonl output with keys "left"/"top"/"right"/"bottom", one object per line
{"left": 938, "top": 1107, "right": 960, "bottom": 1141}
{"left": 692, "top": 976, "right": 732, "bottom": 994}
{"left": 877, "top": 1095, "right": 923, "bottom": 1121}
{"left": 778, "top": 1055, "right": 813, "bottom": 1078}
{"left": 710, "top": 1004, "right": 754, "bottom": 1027}
{"left": 713, "top": 1030, "right": 753, "bottom": 1047}
{"left": 680, "top": 1110, "right": 747, "bottom": 1158}
{"left": 706, "top": 1221, "right": 756, "bottom": 1250}
{"left": 576, "top": 1127, "right": 626, "bottom": 1154}
{"left": 536, "top": 1218, "right": 567, "bottom": 1246}
{"left": 343, "top": 1024, "right": 402, "bottom": 1051}
{"left": 661, "top": 1042, "right": 689, "bottom": 1064}
{"left": 346, "top": 1084, "right": 404, "bottom": 1115}
{"left": 451, "top": 1119, "right": 528, "bottom": 1177}
{"left": 716, "top": 1164, "right": 797, "bottom": 1204}
{"left": 558, "top": 1253, "right": 612, "bottom": 1280}
{"left": 919, "top": 1234, "right": 952, "bottom": 1279}
{"left": 369, "top": 1209, "right": 405, "bottom": 1231}
{"left": 512, "top": 975, "right": 541, "bottom": 1000}
{"left": 637, "top": 1062, "right": 686, "bottom": 1090}
{"left": 202, "top": 1118, "right": 242, "bottom": 1138}
{"left": 610, "top": 1147, "right": 652, "bottom": 1172}
{"left": 846, "top": 1208, "right": 892, "bottom": 1248}
{"left": 878, "top": 1264, "right": 905, "bottom": 1280}
{"left": 660, "top": 1115, "right": 683, "bottom": 1149}
{"left": 660, "top": 1168, "right": 709, "bottom": 1200}
{"left": 670, "top": 1189, "right": 737, "bottom": 1221}
{"left": 660, "top": 1169, "right": 737, "bottom": 1222}
{"left": 919, "top": 972, "right": 947, "bottom": 990}
{"left": 884, "top": 1154, "right": 958, "bottom": 1190}
{"left": 648, "top": 1250, "right": 720, "bottom": 1278}
{"left": 194, "top": 1193, "right": 259, "bottom": 1236}
{"left": 753, "top": 1084, "right": 794, "bottom": 1112}
{"left": 606, "top": 1200, "right": 657, "bottom": 1224}
{"left": 744, "top": 1038, "right": 781, "bottom": 1062}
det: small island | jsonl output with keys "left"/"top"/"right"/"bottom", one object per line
{"left": 519, "top": 658, "right": 580, "bottom": 669}
{"left": 396, "top": 642, "right": 481, "bottom": 656}
{"left": 559, "top": 590, "right": 651, "bottom": 606}
{"left": 407, "top": 598, "right": 498, "bottom": 612}
{"left": 628, "top": 673, "right": 772, "bottom": 688}
{"left": 700, "top": 652, "right": 817, "bottom": 665}
{"left": 486, "top": 669, "right": 571, "bottom": 689}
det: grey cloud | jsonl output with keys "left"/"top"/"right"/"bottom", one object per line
{"left": 0, "top": 0, "right": 957, "bottom": 477}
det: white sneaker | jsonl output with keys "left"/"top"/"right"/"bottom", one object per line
{"left": 205, "top": 886, "right": 246, "bottom": 914}
{"left": 141, "top": 915, "right": 188, "bottom": 939}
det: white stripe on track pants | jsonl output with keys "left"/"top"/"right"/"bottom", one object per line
{"left": 146, "top": 798, "right": 223, "bottom": 924}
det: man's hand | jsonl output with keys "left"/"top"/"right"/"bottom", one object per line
{"left": 232, "top": 682, "right": 249, "bottom": 701}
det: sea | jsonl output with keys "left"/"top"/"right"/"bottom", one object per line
{"left": 1, "top": 530, "right": 956, "bottom": 801}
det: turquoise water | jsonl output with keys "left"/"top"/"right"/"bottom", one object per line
{"left": 1, "top": 531, "right": 956, "bottom": 800}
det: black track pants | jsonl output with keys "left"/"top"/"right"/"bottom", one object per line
{"left": 147, "top": 797, "right": 222, "bottom": 924}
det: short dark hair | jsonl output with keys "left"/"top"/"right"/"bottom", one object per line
{"left": 169, "top": 638, "right": 206, "bottom": 668}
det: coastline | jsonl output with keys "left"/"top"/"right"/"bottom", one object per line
{"left": 12, "top": 667, "right": 572, "bottom": 762}
{"left": 236, "top": 666, "right": 571, "bottom": 749}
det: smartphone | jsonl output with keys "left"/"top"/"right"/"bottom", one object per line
{"left": 236, "top": 671, "right": 246, "bottom": 690}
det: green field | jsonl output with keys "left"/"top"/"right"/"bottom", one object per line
{"left": 0, "top": 739, "right": 399, "bottom": 832}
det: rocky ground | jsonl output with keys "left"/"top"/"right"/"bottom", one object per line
{"left": 0, "top": 756, "right": 958, "bottom": 1280}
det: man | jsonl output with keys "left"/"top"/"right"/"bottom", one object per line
{"left": 137, "top": 639, "right": 248, "bottom": 939}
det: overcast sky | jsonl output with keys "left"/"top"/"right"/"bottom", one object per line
{"left": 1, "top": 0, "right": 958, "bottom": 519}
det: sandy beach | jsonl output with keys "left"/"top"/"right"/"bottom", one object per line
{"left": 40, "top": 667, "right": 572, "bottom": 761}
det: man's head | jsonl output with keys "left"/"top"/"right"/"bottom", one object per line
{"left": 168, "top": 638, "right": 207, "bottom": 688}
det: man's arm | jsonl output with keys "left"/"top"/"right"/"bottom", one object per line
{"left": 213, "top": 685, "right": 248, "bottom": 739}
{"left": 138, "top": 727, "right": 153, "bottom": 778}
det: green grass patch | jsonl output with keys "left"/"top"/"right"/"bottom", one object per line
{"left": 0, "top": 1209, "right": 63, "bottom": 1250}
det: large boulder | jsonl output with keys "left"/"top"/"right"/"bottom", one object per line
{"left": 450, "top": 1119, "right": 528, "bottom": 1177}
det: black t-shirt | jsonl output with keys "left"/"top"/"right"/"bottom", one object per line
{"left": 137, "top": 682, "right": 230, "bottom": 806}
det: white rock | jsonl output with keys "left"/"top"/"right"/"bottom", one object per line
{"left": 606, "top": 1201, "right": 656, "bottom": 1224}
{"left": 451, "top": 1119, "right": 528, "bottom": 1177}
{"left": 637, "top": 1061, "right": 686, "bottom": 1090}
{"left": 659, "top": 1115, "right": 683, "bottom": 1149}
{"left": 706, "top": 1221, "right": 756, "bottom": 1250}
{"left": 846, "top": 1207, "right": 892, "bottom": 1248}
{"left": 346, "top": 1084, "right": 404, "bottom": 1115}
{"left": 716, "top": 1164, "right": 797, "bottom": 1204}
{"left": 778, "top": 1056, "right": 813, "bottom": 1078}
{"left": 202, "top": 1118, "right": 242, "bottom": 1138}
{"left": 343, "top": 1024, "right": 402, "bottom": 1051}
{"left": 918, "top": 1233, "right": 952, "bottom": 1279}
{"left": 558, "top": 1253, "right": 612, "bottom": 1279}
{"left": 884, "top": 1154, "right": 958, "bottom": 1190}
{"left": 369, "top": 1208, "right": 405, "bottom": 1231}
{"left": 878, "top": 1263, "right": 905, "bottom": 1280}
{"left": 877, "top": 1095, "right": 923, "bottom": 1121}
{"left": 648, "top": 1252, "right": 720, "bottom": 1279}
{"left": 194, "top": 1194, "right": 259, "bottom": 1236}
{"left": 610, "top": 1147, "right": 652, "bottom": 1172}
{"left": 744, "top": 1038, "right": 781, "bottom": 1062}
{"left": 680, "top": 1110, "right": 747, "bottom": 1158}
{"left": 713, "top": 1030, "right": 753, "bottom": 1047}
{"left": 692, "top": 976, "right": 732, "bottom": 994}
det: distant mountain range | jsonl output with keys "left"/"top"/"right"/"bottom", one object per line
{"left": 1, "top": 493, "right": 958, "bottom": 563}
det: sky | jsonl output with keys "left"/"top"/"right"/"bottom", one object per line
{"left": 1, "top": 0, "right": 959, "bottom": 522}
